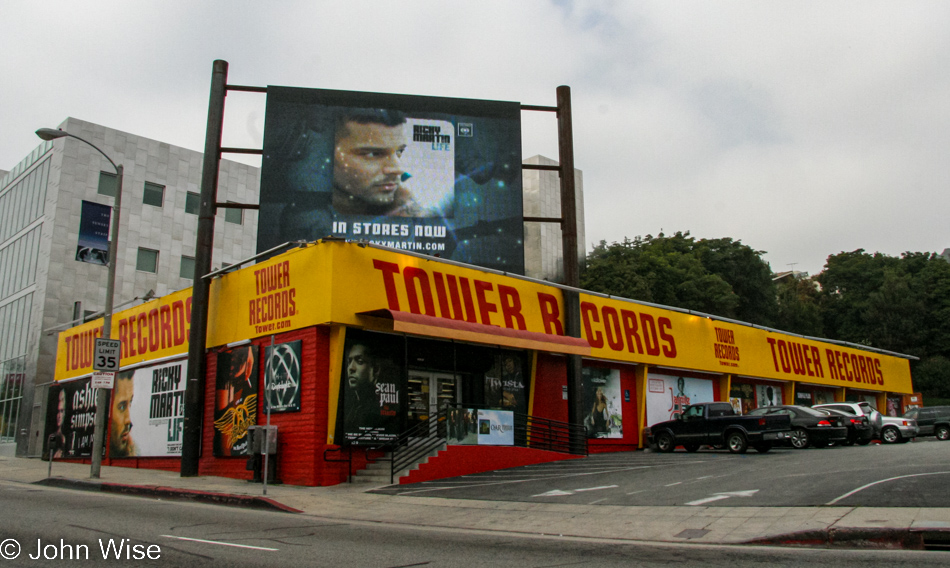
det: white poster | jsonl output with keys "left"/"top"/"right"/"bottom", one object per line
{"left": 583, "top": 367, "right": 623, "bottom": 439}
{"left": 112, "top": 359, "right": 186, "bottom": 457}
{"left": 645, "top": 374, "right": 714, "bottom": 426}
{"left": 476, "top": 409, "right": 514, "bottom": 446}
{"left": 756, "top": 384, "right": 782, "bottom": 408}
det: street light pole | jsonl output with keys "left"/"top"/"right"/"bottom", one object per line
{"left": 36, "top": 128, "right": 123, "bottom": 479}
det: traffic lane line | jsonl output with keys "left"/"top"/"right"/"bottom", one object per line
{"left": 826, "top": 471, "right": 950, "bottom": 505}
{"left": 160, "top": 535, "right": 278, "bottom": 551}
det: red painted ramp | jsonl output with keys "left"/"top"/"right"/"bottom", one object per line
{"left": 400, "top": 445, "right": 582, "bottom": 484}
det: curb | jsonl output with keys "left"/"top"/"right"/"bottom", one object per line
{"left": 34, "top": 478, "right": 302, "bottom": 514}
{"left": 746, "top": 527, "right": 950, "bottom": 550}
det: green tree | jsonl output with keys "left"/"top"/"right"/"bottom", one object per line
{"left": 582, "top": 232, "right": 776, "bottom": 323}
{"left": 774, "top": 275, "right": 823, "bottom": 337}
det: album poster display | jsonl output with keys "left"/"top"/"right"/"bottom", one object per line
{"left": 214, "top": 345, "right": 259, "bottom": 456}
{"left": 482, "top": 350, "right": 527, "bottom": 414}
{"left": 45, "top": 378, "right": 97, "bottom": 458}
{"left": 108, "top": 360, "right": 186, "bottom": 458}
{"left": 264, "top": 340, "right": 302, "bottom": 413}
{"left": 645, "top": 374, "right": 714, "bottom": 426}
{"left": 339, "top": 329, "right": 404, "bottom": 444}
{"left": 583, "top": 367, "right": 622, "bottom": 439}
{"left": 756, "top": 384, "right": 782, "bottom": 407}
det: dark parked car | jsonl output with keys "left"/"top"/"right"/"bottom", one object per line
{"left": 821, "top": 408, "right": 874, "bottom": 446}
{"left": 644, "top": 402, "right": 791, "bottom": 454}
{"left": 903, "top": 406, "right": 950, "bottom": 440}
{"left": 746, "top": 405, "right": 848, "bottom": 449}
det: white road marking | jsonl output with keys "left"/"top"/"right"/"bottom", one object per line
{"left": 160, "top": 535, "right": 278, "bottom": 551}
{"left": 685, "top": 489, "right": 759, "bottom": 506}
{"left": 685, "top": 495, "right": 731, "bottom": 506}
{"left": 533, "top": 489, "right": 574, "bottom": 497}
{"left": 665, "top": 482, "right": 682, "bottom": 487}
{"left": 574, "top": 485, "right": 618, "bottom": 492}
{"left": 826, "top": 471, "right": 950, "bottom": 505}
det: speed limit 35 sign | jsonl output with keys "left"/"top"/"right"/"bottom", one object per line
{"left": 93, "top": 338, "right": 122, "bottom": 372}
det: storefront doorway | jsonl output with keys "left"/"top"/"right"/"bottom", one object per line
{"left": 407, "top": 371, "right": 459, "bottom": 426}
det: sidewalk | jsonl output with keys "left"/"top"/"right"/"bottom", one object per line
{"left": 4, "top": 456, "right": 950, "bottom": 549}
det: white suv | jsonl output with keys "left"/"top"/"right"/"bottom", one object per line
{"left": 814, "top": 402, "right": 884, "bottom": 438}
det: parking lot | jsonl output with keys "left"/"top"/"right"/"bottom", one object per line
{"left": 372, "top": 438, "right": 950, "bottom": 508}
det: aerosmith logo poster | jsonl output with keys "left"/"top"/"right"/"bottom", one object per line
{"left": 264, "top": 340, "right": 301, "bottom": 413}
{"left": 214, "top": 344, "right": 259, "bottom": 456}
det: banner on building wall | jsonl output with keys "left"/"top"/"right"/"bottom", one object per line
{"left": 446, "top": 408, "right": 515, "bottom": 446}
{"left": 44, "top": 378, "right": 97, "bottom": 458}
{"left": 476, "top": 409, "right": 515, "bottom": 446}
{"left": 264, "top": 340, "right": 302, "bottom": 413}
{"left": 213, "top": 345, "right": 259, "bottom": 456}
{"left": 108, "top": 360, "right": 186, "bottom": 458}
{"left": 339, "top": 329, "right": 404, "bottom": 444}
{"left": 258, "top": 86, "right": 525, "bottom": 274}
{"left": 76, "top": 200, "right": 110, "bottom": 265}
{"left": 645, "top": 374, "right": 715, "bottom": 426}
{"left": 583, "top": 367, "right": 622, "bottom": 439}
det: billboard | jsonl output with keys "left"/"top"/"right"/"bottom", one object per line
{"left": 108, "top": 360, "right": 186, "bottom": 458}
{"left": 45, "top": 378, "right": 98, "bottom": 458}
{"left": 259, "top": 87, "right": 524, "bottom": 273}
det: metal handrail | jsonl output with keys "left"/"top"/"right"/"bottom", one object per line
{"left": 390, "top": 409, "right": 449, "bottom": 484}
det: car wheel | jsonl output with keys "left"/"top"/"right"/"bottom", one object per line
{"left": 656, "top": 432, "right": 676, "bottom": 453}
{"left": 936, "top": 426, "right": 950, "bottom": 441}
{"left": 726, "top": 432, "right": 748, "bottom": 454}
{"left": 881, "top": 426, "right": 901, "bottom": 444}
{"left": 753, "top": 443, "right": 771, "bottom": 453}
{"left": 790, "top": 428, "right": 810, "bottom": 449}
{"left": 683, "top": 444, "right": 700, "bottom": 453}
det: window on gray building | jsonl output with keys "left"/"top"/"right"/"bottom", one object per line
{"left": 97, "top": 171, "right": 117, "bottom": 197}
{"left": 224, "top": 201, "right": 243, "bottom": 225}
{"left": 180, "top": 256, "right": 195, "bottom": 279}
{"left": 143, "top": 182, "right": 165, "bottom": 208}
{"left": 136, "top": 248, "right": 159, "bottom": 273}
{"left": 185, "top": 192, "right": 200, "bottom": 215}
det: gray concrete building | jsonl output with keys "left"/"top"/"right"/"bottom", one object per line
{"left": 0, "top": 118, "right": 260, "bottom": 456}
{"left": 522, "top": 155, "right": 586, "bottom": 283}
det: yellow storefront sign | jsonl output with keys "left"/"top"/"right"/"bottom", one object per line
{"left": 59, "top": 240, "right": 913, "bottom": 395}
{"left": 55, "top": 288, "right": 193, "bottom": 381}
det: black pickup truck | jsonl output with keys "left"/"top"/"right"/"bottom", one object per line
{"left": 644, "top": 402, "right": 792, "bottom": 454}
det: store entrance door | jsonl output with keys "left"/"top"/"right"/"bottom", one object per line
{"left": 407, "top": 371, "right": 459, "bottom": 427}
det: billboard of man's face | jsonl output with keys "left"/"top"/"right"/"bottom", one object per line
{"left": 346, "top": 343, "right": 376, "bottom": 391}
{"left": 259, "top": 87, "right": 525, "bottom": 274}
{"left": 334, "top": 120, "right": 410, "bottom": 212}
{"left": 109, "top": 374, "right": 136, "bottom": 457}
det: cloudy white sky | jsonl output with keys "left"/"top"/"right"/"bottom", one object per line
{"left": 3, "top": 1, "right": 948, "bottom": 276}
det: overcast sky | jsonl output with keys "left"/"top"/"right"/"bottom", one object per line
{"left": 3, "top": 1, "right": 948, "bottom": 276}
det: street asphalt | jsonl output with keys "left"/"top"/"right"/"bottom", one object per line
{"left": 3, "top": 455, "right": 950, "bottom": 550}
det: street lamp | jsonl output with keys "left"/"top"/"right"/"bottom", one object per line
{"left": 36, "top": 127, "right": 123, "bottom": 479}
